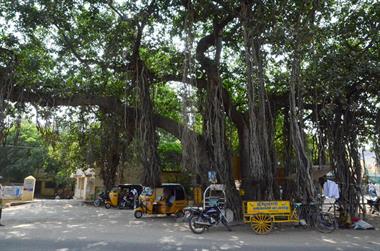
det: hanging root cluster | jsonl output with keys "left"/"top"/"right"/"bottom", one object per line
{"left": 180, "top": 1, "right": 201, "bottom": 183}
{"left": 240, "top": 1, "right": 275, "bottom": 200}
{"left": 202, "top": 28, "right": 242, "bottom": 219}
{"left": 205, "top": 80, "right": 242, "bottom": 219}
{"left": 0, "top": 86, "right": 6, "bottom": 144}
{"left": 288, "top": 52, "right": 315, "bottom": 202}
{"left": 135, "top": 64, "right": 161, "bottom": 187}
{"left": 327, "top": 108, "right": 363, "bottom": 217}
{"left": 0, "top": 48, "right": 16, "bottom": 144}
{"left": 375, "top": 109, "right": 380, "bottom": 166}
{"left": 100, "top": 113, "right": 121, "bottom": 191}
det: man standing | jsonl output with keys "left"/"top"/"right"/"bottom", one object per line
{"left": 130, "top": 188, "right": 138, "bottom": 209}
{"left": 369, "top": 182, "right": 377, "bottom": 198}
{"left": 0, "top": 176, "right": 4, "bottom": 226}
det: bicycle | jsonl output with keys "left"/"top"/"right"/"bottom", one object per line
{"left": 296, "top": 201, "right": 337, "bottom": 233}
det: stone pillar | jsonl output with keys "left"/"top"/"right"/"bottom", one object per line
{"left": 22, "top": 176, "right": 36, "bottom": 201}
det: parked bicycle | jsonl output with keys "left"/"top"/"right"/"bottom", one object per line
{"left": 296, "top": 201, "right": 336, "bottom": 233}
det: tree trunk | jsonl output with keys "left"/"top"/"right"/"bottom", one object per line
{"left": 205, "top": 79, "right": 242, "bottom": 220}
{"left": 100, "top": 114, "right": 121, "bottom": 191}
{"left": 0, "top": 91, "right": 5, "bottom": 144}
{"left": 240, "top": 1, "right": 275, "bottom": 200}
{"left": 327, "top": 105, "right": 362, "bottom": 217}
{"left": 375, "top": 109, "right": 380, "bottom": 167}
{"left": 135, "top": 64, "right": 161, "bottom": 187}
{"left": 282, "top": 109, "right": 297, "bottom": 200}
{"left": 289, "top": 52, "right": 315, "bottom": 202}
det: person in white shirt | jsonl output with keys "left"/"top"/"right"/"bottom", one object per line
{"left": 323, "top": 179, "right": 340, "bottom": 199}
{"left": 0, "top": 180, "right": 4, "bottom": 226}
{"left": 368, "top": 183, "right": 377, "bottom": 198}
{"left": 129, "top": 188, "right": 139, "bottom": 209}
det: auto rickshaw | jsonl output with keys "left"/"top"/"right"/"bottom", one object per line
{"left": 134, "top": 183, "right": 188, "bottom": 218}
{"left": 104, "top": 186, "right": 119, "bottom": 209}
{"left": 105, "top": 184, "right": 143, "bottom": 209}
{"left": 118, "top": 184, "right": 143, "bottom": 198}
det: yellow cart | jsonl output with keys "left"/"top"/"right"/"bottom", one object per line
{"left": 243, "top": 201, "right": 299, "bottom": 234}
{"left": 243, "top": 200, "right": 336, "bottom": 234}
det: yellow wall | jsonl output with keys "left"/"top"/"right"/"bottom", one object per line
{"left": 40, "top": 181, "right": 55, "bottom": 197}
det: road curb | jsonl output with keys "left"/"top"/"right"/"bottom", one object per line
{"left": 7, "top": 201, "right": 34, "bottom": 207}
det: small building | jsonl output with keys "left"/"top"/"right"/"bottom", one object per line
{"left": 73, "top": 168, "right": 97, "bottom": 201}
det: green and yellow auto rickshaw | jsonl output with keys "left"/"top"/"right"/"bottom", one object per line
{"left": 134, "top": 183, "right": 188, "bottom": 218}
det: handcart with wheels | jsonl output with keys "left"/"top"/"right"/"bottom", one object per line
{"left": 243, "top": 200, "right": 336, "bottom": 234}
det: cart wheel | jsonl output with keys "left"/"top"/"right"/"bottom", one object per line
{"left": 105, "top": 203, "right": 111, "bottom": 209}
{"left": 250, "top": 214, "right": 273, "bottom": 235}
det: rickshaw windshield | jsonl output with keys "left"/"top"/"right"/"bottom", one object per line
{"left": 142, "top": 187, "right": 153, "bottom": 196}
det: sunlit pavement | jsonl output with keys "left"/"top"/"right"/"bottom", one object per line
{"left": 0, "top": 200, "right": 379, "bottom": 251}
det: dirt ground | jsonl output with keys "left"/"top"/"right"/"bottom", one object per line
{"left": 0, "top": 200, "right": 379, "bottom": 251}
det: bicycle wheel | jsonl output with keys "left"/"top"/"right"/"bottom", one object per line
{"left": 315, "top": 212, "right": 336, "bottom": 233}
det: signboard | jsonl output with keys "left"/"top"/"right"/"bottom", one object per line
{"left": 3, "top": 186, "right": 23, "bottom": 199}
{"left": 209, "top": 184, "right": 224, "bottom": 191}
{"left": 208, "top": 171, "right": 217, "bottom": 184}
{"left": 24, "top": 178, "right": 35, "bottom": 192}
{"left": 247, "top": 201, "right": 291, "bottom": 214}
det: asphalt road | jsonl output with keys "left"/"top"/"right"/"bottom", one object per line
{"left": 0, "top": 200, "right": 379, "bottom": 251}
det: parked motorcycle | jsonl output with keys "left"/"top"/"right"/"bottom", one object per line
{"left": 118, "top": 193, "right": 135, "bottom": 209}
{"left": 93, "top": 191, "right": 108, "bottom": 207}
{"left": 188, "top": 205, "right": 231, "bottom": 234}
{"left": 183, "top": 207, "right": 202, "bottom": 222}
{"left": 367, "top": 197, "right": 380, "bottom": 214}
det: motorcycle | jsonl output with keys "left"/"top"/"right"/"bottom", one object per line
{"left": 183, "top": 206, "right": 202, "bottom": 222}
{"left": 188, "top": 205, "right": 231, "bottom": 234}
{"left": 93, "top": 191, "right": 108, "bottom": 207}
{"left": 367, "top": 197, "right": 380, "bottom": 214}
{"left": 118, "top": 193, "right": 136, "bottom": 209}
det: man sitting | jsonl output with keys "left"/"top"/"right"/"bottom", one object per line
{"left": 166, "top": 192, "right": 175, "bottom": 208}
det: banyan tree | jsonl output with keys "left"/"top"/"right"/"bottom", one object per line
{"left": 0, "top": 0, "right": 379, "bottom": 219}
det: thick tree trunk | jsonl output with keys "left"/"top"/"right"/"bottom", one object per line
{"left": 135, "top": 65, "right": 161, "bottom": 187}
{"left": 289, "top": 53, "right": 315, "bottom": 202}
{"left": 205, "top": 80, "right": 242, "bottom": 220}
{"left": 332, "top": 108, "right": 362, "bottom": 216}
{"left": 282, "top": 110, "right": 297, "bottom": 200}
{"left": 375, "top": 110, "right": 380, "bottom": 166}
{"left": 240, "top": 1, "right": 275, "bottom": 200}
{"left": 238, "top": 125, "right": 256, "bottom": 200}
{"left": 196, "top": 20, "right": 242, "bottom": 219}
{"left": 0, "top": 92, "right": 4, "bottom": 144}
{"left": 100, "top": 115, "right": 121, "bottom": 191}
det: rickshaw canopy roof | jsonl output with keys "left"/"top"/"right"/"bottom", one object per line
{"left": 118, "top": 184, "right": 143, "bottom": 194}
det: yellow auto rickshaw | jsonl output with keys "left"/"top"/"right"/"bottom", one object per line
{"left": 105, "top": 186, "right": 120, "bottom": 209}
{"left": 134, "top": 183, "right": 188, "bottom": 218}
{"left": 105, "top": 184, "right": 143, "bottom": 209}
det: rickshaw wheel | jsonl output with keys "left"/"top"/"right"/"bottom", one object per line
{"left": 250, "top": 214, "right": 273, "bottom": 235}
{"left": 134, "top": 210, "right": 143, "bottom": 219}
{"left": 105, "top": 203, "right": 111, "bottom": 209}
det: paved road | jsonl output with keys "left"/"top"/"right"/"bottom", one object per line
{"left": 0, "top": 200, "right": 379, "bottom": 251}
